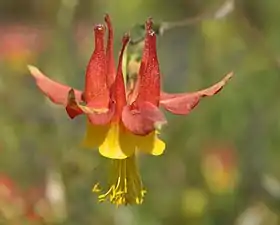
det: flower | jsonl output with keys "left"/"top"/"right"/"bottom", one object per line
{"left": 28, "top": 15, "right": 165, "bottom": 206}
{"left": 28, "top": 14, "right": 232, "bottom": 206}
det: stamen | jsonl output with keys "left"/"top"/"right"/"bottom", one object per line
{"left": 92, "top": 154, "right": 146, "bottom": 206}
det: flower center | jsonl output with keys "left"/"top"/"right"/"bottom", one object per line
{"left": 92, "top": 154, "right": 146, "bottom": 206}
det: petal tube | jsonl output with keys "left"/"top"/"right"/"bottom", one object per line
{"left": 123, "top": 20, "right": 164, "bottom": 135}
{"left": 127, "top": 19, "right": 153, "bottom": 104}
{"left": 136, "top": 29, "right": 161, "bottom": 106}
{"left": 112, "top": 34, "right": 130, "bottom": 118}
{"left": 84, "top": 24, "right": 109, "bottom": 109}
{"left": 160, "top": 72, "right": 233, "bottom": 115}
{"left": 28, "top": 65, "right": 82, "bottom": 105}
{"left": 104, "top": 14, "right": 116, "bottom": 88}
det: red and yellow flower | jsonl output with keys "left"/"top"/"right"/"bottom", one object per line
{"left": 28, "top": 14, "right": 232, "bottom": 206}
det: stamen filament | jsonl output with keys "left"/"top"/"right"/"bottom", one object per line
{"left": 92, "top": 154, "right": 146, "bottom": 206}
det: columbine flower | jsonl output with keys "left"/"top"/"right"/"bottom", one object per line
{"left": 28, "top": 14, "right": 232, "bottom": 206}
{"left": 28, "top": 15, "right": 165, "bottom": 206}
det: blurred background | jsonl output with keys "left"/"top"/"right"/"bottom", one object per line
{"left": 1, "top": 0, "right": 280, "bottom": 224}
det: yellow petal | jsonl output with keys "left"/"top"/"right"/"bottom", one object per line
{"left": 82, "top": 121, "right": 110, "bottom": 149}
{"left": 136, "top": 131, "right": 166, "bottom": 156}
{"left": 99, "top": 123, "right": 136, "bottom": 159}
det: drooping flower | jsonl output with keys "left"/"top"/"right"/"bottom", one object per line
{"left": 28, "top": 14, "right": 232, "bottom": 206}
{"left": 28, "top": 15, "right": 165, "bottom": 206}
